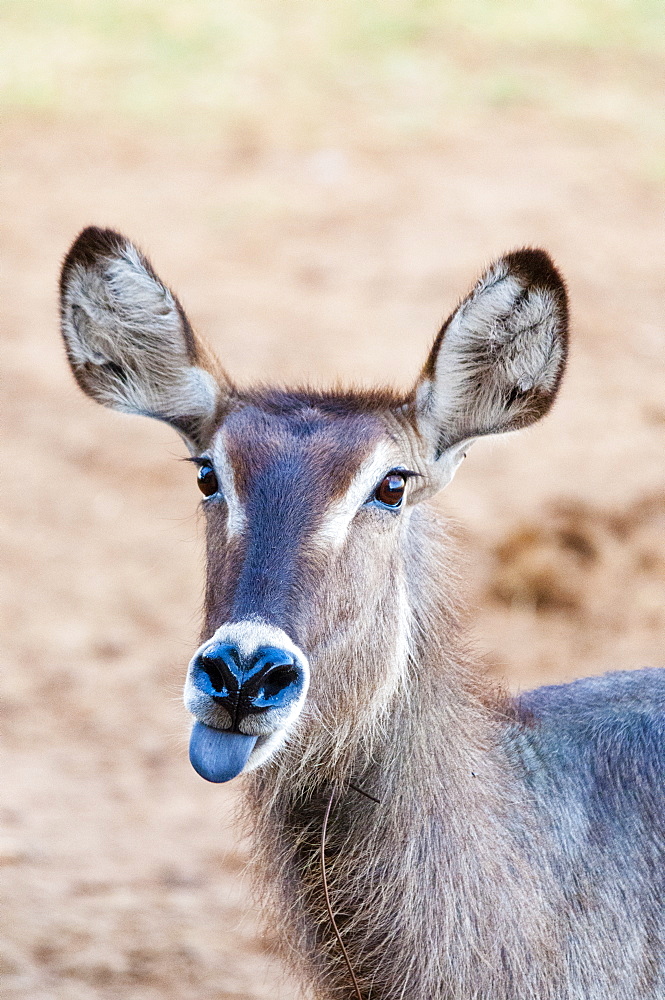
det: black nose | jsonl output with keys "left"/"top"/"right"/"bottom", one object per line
{"left": 192, "top": 643, "right": 304, "bottom": 728}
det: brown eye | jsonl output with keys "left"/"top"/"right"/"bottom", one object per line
{"left": 197, "top": 463, "right": 219, "bottom": 497}
{"left": 374, "top": 472, "right": 407, "bottom": 508}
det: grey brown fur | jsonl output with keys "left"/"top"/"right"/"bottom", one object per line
{"left": 60, "top": 228, "right": 664, "bottom": 999}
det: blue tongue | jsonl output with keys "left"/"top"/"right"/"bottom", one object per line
{"left": 189, "top": 722, "right": 258, "bottom": 783}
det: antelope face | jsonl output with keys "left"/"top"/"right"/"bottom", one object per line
{"left": 185, "top": 396, "right": 431, "bottom": 781}
{"left": 60, "top": 228, "right": 568, "bottom": 782}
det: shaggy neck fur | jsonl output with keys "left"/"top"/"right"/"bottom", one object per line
{"left": 244, "top": 504, "right": 567, "bottom": 1000}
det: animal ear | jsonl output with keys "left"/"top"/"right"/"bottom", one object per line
{"left": 59, "top": 227, "right": 229, "bottom": 450}
{"left": 413, "top": 248, "right": 568, "bottom": 485}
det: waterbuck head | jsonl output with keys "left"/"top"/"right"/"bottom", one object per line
{"left": 60, "top": 228, "right": 568, "bottom": 784}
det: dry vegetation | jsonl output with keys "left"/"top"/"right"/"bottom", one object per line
{"left": 1, "top": 1, "right": 664, "bottom": 997}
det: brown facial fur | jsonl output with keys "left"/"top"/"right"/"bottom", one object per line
{"left": 201, "top": 392, "right": 414, "bottom": 652}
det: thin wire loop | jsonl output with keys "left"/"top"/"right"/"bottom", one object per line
{"left": 320, "top": 787, "right": 363, "bottom": 1000}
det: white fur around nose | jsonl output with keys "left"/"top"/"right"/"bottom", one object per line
{"left": 314, "top": 440, "right": 402, "bottom": 548}
{"left": 207, "top": 620, "right": 307, "bottom": 665}
{"left": 184, "top": 619, "right": 311, "bottom": 770}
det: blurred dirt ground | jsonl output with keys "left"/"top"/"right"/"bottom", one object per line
{"left": 1, "top": 3, "right": 664, "bottom": 998}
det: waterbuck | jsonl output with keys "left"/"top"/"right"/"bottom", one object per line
{"left": 59, "top": 227, "right": 664, "bottom": 999}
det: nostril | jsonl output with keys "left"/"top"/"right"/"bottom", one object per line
{"left": 261, "top": 664, "right": 299, "bottom": 700}
{"left": 193, "top": 643, "right": 304, "bottom": 714}
{"left": 200, "top": 653, "right": 226, "bottom": 692}
{"left": 197, "top": 644, "right": 243, "bottom": 696}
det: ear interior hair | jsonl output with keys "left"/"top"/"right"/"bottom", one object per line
{"left": 414, "top": 248, "right": 568, "bottom": 468}
{"left": 59, "top": 227, "right": 228, "bottom": 449}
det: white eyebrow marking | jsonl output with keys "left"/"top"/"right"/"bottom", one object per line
{"left": 211, "top": 432, "right": 246, "bottom": 538}
{"left": 314, "top": 439, "right": 400, "bottom": 548}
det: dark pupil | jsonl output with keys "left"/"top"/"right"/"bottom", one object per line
{"left": 376, "top": 473, "right": 406, "bottom": 507}
{"left": 197, "top": 464, "right": 218, "bottom": 497}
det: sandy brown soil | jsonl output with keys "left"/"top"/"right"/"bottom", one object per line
{"left": 1, "top": 104, "right": 664, "bottom": 998}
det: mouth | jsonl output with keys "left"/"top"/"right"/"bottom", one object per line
{"left": 188, "top": 722, "right": 287, "bottom": 783}
{"left": 189, "top": 722, "right": 259, "bottom": 783}
{"left": 185, "top": 620, "right": 310, "bottom": 783}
